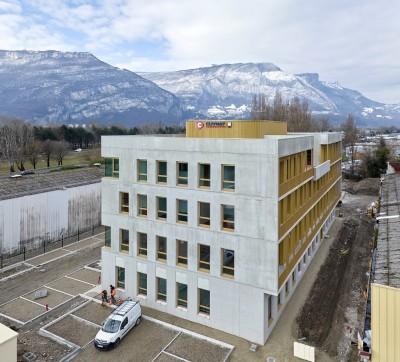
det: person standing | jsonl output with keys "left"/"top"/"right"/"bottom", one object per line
{"left": 110, "top": 284, "right": 116, "bottom": 304}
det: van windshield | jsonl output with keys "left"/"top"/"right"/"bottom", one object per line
{"left": 102, "top": 319, "right": 121, "bottom": 333}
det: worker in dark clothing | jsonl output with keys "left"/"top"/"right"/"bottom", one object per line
{"left": 110, "top": 285, "right": 116, "bottom": 304}
{"left": 101, "top": 290, "right": 108, "bottom": 305}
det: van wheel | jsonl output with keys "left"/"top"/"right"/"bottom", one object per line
{"left": 114, "top": 338, "right": 120, "bottom": 347}
{"left": 135, "top": 316, "right": 142, "bottom": 326}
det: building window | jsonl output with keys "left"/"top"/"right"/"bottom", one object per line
{"left": 176, "top": 240, "right": 188, "bottom": 267}
{"left": 119, "top": 229, "right": 129, "bottom": 252}
{"left": 199, "top": 163, "right": 211, "bottom": 188}
{"left": 157, "top": 161, "right": 167, "bottom": 184}
{"left": 268, "top": 295, "right": 273, "bottom": 321}
{"left": 137, "top": 272, "right": 147, "bottom": 296}
{"left": 222, "top": 165, "right": 235, "bottom": 191}
{"left": 105, "top": 226, "right": 111, "bottom": 247}
{"left": 137, "top": 194, "right": 147, "bottom": 217}
{"left": 157, "top": 197, "right": 167, "bottom": 220}
{"left": 221, "top": 205, "right": 234, "bottom": 231}
{"left": 198, "top": 202, "right": 210, "bottom": 227}
{"left": 292, "top": 271, "right": 296, "bottom": 283}
{"left": 120, "top": 192, "right": 129, "bottom": 213}
{"left": 278, "top": 292, "right": 282, "bottom": 307}
{"left": 285, "top": 281, "right": 289, "bottom": 295}
{"left": 176, "top": 199, "right": 188, "bottom": 223}
{"left": 116, "top": 266, "right": 125, "bottom": 289}
{"left": 105, "top": 158, "right": 119, "bottom": 178}
{"left": 137, "top": 160, "right": 147, "bottom": 182}
{"left": 221, "top": 249, "right": 234, "bottom": 277}
{"left": 137, "top": 232, "right": 147, "bottom": 257}
{"left": 198, "top": 244, "right": 210, "bottom": 272}
{"left": 306, "top": 149, "right": 312, "bottom": 167}
{"left": 157, "top": 236, "right": 167, "bottom": 262}
{"left": 157, "top": 277, "right": 167, "bottom": 302}
{"left": 177, "top": 162, "right": 188, "bottom": 186}
{"left": 176, "top": 283, "right": 188, "bottom": 308}
{"left": 198, "top": 288, "right": 210, "bottom": 315}
{"left": 297, "top": 263, "right": 301, "bottom": 273}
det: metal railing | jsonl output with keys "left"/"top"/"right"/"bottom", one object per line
{"left": 0, "top": 225, "right": 104, "bottom": 270}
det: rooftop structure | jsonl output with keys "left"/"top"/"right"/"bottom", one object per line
{"left": 100, "top": 119, "right": 342, "bottom": 344}
{"left": 0, "top": 167, "right": 103, "bottom": 201}
{"left": 374, "top": 174, "right": 400, "bottom": 288}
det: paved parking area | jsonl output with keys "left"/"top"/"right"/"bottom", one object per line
{"left": 29, "top": 248, "right": 72, "bottom": 266}
{"left": 0, "top": 297, "right": 45, "bottom": 323}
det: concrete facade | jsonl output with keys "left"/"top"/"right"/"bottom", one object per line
{"left": 101, "top": 125, "right": 341, "bottom": 344}
{"left": 0, "top": 323, "right": 18, "bottom": 362}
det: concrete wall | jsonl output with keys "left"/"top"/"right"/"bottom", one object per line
{"left": 0, "top": 182, "right": 101, "bottom": 253}
{"left": 0, "top": 323, "right": 18, "bottom": 362}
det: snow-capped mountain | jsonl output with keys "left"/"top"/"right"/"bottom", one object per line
{"left": 140, "top": 63, "right": 400, "bottom": 126}
{"left": 0, "top": 50, "right": 181, "bottom": 125}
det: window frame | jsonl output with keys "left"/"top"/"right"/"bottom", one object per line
{"left": 105, "top": 158, "right": 119, "bottom": 178}
{"left": 176, "top": 162, "right": 188, "bottom": 186}
{"left": 156, "top": 196, "right": 167, "bottom": 220}
{"left": 137, "top": 194, "right": 148, "bottom": 217}
{"left": 157, "top": 277, "right": 167, "bottom": 302}
{"left": 198, "top": 202, "right": 210, "bottom": 228}
{"left": 137, "top": 159, "right": 147, "bottom": 182}
{"left": 157, "top": 236, "right": 167, "bottom": 262}
{"left": 137, "top": 272, "right": 147, "bottom": 296}
{"left": 176, "top": 282, "right": 188, "bottom": 308}
{"left": 116, "top": 266, "right": 125, "bottom": 289}
{"left": 119, "top": 192, "right": 129, "bottom": 214}
{"left": 221, "top": 164, "right": 235, "bottom": 191}
{"left": 221, "top": 248, "right": 234, "bottom": 278}
{"left": 198, "top": 244, "right": 210, "bottom": 272}
{"left": 157, "top": 161, "right": 168, "bottom": 184}
{"left": 137, "top": 232, "right": 147, "bottom": 257}
{"left": 198, "top": 163, "right": 211, "bottom": 188}
{"left": 198, "top": 288, "right": 210, "bottom": 315}
{"left": 104, "top": 226, "right": 111, "bottom": 248}
{"left": 176, "top": 199, "right": 188, "bottom": 224}
{"left": 119, "top": 228, "right": 129, "bottom": 253}
{"left": 221, "top": 204, "right": 235, "bottom": 231}
{"left": 176, "top": 240, "right": 188, "bottom": 267}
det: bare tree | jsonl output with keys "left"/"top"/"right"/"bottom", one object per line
{"left": 341, "top": 114, "right": 358, "bottom": 176}
{"left": 42, "top": 140, "right": 55, "bottom": 168}
{"left": 0, "top": 122, "right": 18, "bottom": 173}
{"left": 26, "top": 141, "right": 42, "bottom": 169}
{"left": 53, "top": 141, "right": 69, "bottom": 166}
{"left": 14, "top": 121, "right": 34, "bottom": 171}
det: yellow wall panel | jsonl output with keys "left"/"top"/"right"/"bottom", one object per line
{"left": 372, "top": 283, "right": 400, "bottom": 362}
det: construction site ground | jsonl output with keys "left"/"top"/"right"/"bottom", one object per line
{"left": 0, "top": 181, "right": 378, "bottom": 362}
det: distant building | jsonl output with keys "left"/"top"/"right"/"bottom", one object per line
{"left": 370, "top": 174, "right": 400, "bottom": 361}
{"left": 0, "top": 168, "right": 102, "bottom": 254}
{"left": 100, "top": 120, "right": 342, "bottom": 344}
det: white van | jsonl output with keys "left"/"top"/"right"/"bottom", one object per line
{"left": 94, "top": 300, "right": 142, "bottom": 349}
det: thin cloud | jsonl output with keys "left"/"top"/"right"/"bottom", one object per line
{"left": 0, "top": 0, "right": 398, "bottom": 103}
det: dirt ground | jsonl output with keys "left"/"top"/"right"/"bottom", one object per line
{"left": 46, "top": 276, "right": 95, "bottom": 296}
{"left": 24, "top": 288, "right": 72, "bottom": 308}
{"left": 166, "top": 333, "right": 230, "bottom": 362}
{"left": 297, "top": 189, "right": 376, "bottom": 361}
{"left": 0, "top": 297, "right": 45, "bottom": 323}
{"left": 46, "top": 315, "right": 99, "bottom": 347}
{"left": 343, "top": 177, "right": 380, "bottom": 196}
{"left": 72, "top": 301, "right": 111, "bottom": 325}
{"left": 68, "top": 268, "right": 100, "bottom": 285}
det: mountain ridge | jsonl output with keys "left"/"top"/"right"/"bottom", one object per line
{"left": 139, "top": 62, "right": 400, "bottom": 126}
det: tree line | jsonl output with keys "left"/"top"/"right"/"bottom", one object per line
{"left": 0, "top": 118, "right": 184, "bottom": 173}
{"left": 250, "top": 91, "right": 331, "bottom": 132}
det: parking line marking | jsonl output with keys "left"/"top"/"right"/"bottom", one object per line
{"left": 20, "top": 296, "right": 50, "bottom": 310}
{"left": 151, "top": 331, "right": 182, "bottom": 362}
{"left": 64, "top": 275, "right": 96, "bottom": 286}
{"left": 0, "top": 312, "right": 25, "bottom": 325}
{"left": 83, "top": 265, "right": 101, "bottom": 273}
{"left": 44, "top": 285, "right": 75, "bottom": 297}
{"left": 161, "top": 351, "right": 191, "bottom": 362}
{"left": 70, "top": 313, "right": 101, "bottom": 328}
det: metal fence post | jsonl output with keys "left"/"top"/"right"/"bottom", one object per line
{"left": 43, "top": 240, "right": 46, "bottom": 254}
{"left": 24, "top": 247, "right": 26, "bottom": 261}
{"left": 62, "top": 235, "right": 64, "bottom": 248}
{"left": 0, "top": 254, "right": 2, "bottom": 269}
{"left": 78, "top": 228, "right": 80, "bottom": 241}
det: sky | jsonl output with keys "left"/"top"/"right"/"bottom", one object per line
{"left": 0, "top": 0, "right": 399, "bottom": 104}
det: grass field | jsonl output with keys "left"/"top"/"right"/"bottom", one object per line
{"left": 0, "top": 147, "right": 101, "bottom": 175}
